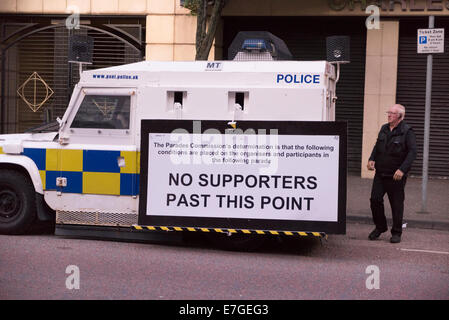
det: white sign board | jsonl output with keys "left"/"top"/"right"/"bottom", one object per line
{"left": 417, "top": 28, "right": 445, "bottom": 54}
{"left": 138, "top": 120, "right": 347, "bottom": 234}
{"left": 146, "top": 133, "right": 339, "bottom": 222}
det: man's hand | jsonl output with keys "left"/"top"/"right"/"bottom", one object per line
{"left": 393, "top": 169, "right": 404, "bottom": 181}
{"left": 367, "top": 160, "right": 375, "bottom": 171}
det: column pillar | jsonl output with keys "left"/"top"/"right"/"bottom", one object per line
{"left": 146, "top": 0, "right": 222, "bottom": 61}
{"left": 361, "top": 21, "right": 400, "bottom": 178}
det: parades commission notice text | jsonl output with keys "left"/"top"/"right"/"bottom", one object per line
{"left": 138, "top": 120, "right": 347, "bottom": 234}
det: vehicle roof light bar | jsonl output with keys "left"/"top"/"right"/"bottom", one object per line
{"left": 242, "top": 39, "right": 269, "bottom": 52}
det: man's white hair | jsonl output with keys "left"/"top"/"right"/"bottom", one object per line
{"left": 393, "top": 104, "right": 405, "bottom": 119}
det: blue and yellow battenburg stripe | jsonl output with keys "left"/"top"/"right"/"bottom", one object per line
{"left": 22, "top": 148, "right": 139, "bottom": 196}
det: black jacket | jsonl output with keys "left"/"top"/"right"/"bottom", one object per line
{"left": 369, "top": 121, "right": 417, "bottom": 176}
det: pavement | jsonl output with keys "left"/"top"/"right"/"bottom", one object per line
{"left": 346, "top": 174, "right": 449, "bottom": 231}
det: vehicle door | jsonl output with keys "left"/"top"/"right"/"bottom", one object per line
{"left": 44, "top": 88, "right": 139, "bottom": 226}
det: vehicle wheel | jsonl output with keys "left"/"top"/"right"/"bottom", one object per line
{"left": 0, "top": 170, "right": 36, "bottom": 234}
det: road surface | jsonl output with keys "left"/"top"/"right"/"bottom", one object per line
{"left": 0, "top": 222, "right": 448, "bottom": 300}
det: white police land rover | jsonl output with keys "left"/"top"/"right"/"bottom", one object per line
{"left": 0, "top": 32, "right": 345, "bottom": 247}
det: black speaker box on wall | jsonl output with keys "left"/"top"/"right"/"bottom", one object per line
{"left": 326, "top": 36, "right": 350, "bottom": 63}
{"left": 69, "top": 35, "right": 93, "bottom": 64}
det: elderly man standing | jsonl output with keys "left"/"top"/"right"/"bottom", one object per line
{"left": 367, "top": 104, "right": 417, "bottom": 243}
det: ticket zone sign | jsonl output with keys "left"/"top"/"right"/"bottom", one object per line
{"left": 138, "top": 120, "right": 347, "bottom": 234}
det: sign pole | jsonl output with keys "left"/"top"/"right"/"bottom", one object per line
{"left": 420, "top": 15, "right": 434, "bottom": 214}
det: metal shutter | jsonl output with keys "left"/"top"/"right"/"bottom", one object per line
{"left": 396, "top": 18, "right": 449, "bottom": 177}
{"left": 0, "top": 17, "right": 144, "bottom": 134}
{"left": 223, "top": 17, "right": 366, "bottom": 174}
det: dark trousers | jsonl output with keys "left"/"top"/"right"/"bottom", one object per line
{"left": 370, "top": 173, "right": 407, "bottom": 236}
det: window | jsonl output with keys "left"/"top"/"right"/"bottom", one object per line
{"left": 71, "top": 95, "right": 130, "bottom": 129}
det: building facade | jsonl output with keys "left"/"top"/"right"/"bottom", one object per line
{"left": 0, "top": 0, "right": 448, "bottom": 178}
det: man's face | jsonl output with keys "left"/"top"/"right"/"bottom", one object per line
{"left": 387, "top": 106, "right": 401, "bottom": 125}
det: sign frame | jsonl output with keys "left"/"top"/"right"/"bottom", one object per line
{"left": 417, "top": 28, "right": 445, "bottom": 54}
{"left": 138, "top": 120, "right": 347, "bottom": 234}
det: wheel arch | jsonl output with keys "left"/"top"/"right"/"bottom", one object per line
{"left": 0, "top": 155, "right": 44, "bottom": 194}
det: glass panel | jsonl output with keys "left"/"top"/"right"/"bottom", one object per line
{"left": 71, "top": 95, "right": 130, "bottom": 129}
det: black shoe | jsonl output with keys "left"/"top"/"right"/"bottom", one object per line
{"left": 368, "top": 229, "right": 385, "bottom": 240}
{"left": 390, "top": 234, "right": 401, "bottom": 243}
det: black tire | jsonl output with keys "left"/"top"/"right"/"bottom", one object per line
{"left": 0, "top": 169, "right": 36, "bottom": 235}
